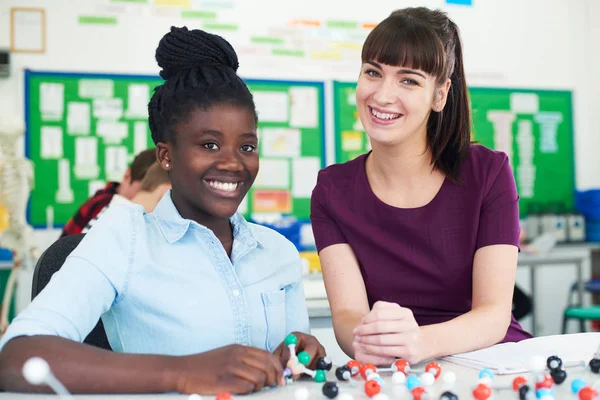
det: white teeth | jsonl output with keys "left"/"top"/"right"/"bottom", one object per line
{"left": 207, "top": 181, "right": 239, "bottom": 191}
{"left": 371, "top": 108, "right": 400, "bottom": 120}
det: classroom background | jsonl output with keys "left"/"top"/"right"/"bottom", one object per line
{"left": 1, "top": 0, "right": 600, "bottom": 363}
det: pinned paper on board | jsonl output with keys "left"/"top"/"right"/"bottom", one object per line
{"left": 341, "top": 131, "right": 363, "bottom": 151}
{"left": 253, "top": 91, "right": 289, "bottom": 123}
{"left": 75, "top": 137, "right": 100, "bottom": 179}
{"left": 41, "top": 126, "right": 63, "bottom": 159}
{"left": 260, "top": 128, "right": 301, "bottom": 158}
{"left": 97, "top": 120, "right": 128, "bottom": 144}
{"left": 67, "top": 102, "right": 91, "bottom": 135}
{"left": 56, "top": 159, "right": 74, "bottom": 204}
{"left": 254, "top": 159, "right": 290, "bottom": 189}
{"left": 134, "top": 122, "right": 149, "bottom": 155}
{"left": 253, "top": 190, "right": 292, "bottom": 213}
{"left": 126, "top": 84, "right": 150, "bottom": 118}
{"left": 40, "top": 83, "right": 64, "bottom": 121}
{"left": 105, "top": 146, "right": 128, "bottom": 182}
{"left": 79, "top": 79, "right": 114, "bottom": 99}
{"left": 346, "top": 91, "right": 356, "bottom": 106}
{"left": 292, "top": 157, "right": 320, "bottom": 198}
{"left": 88, "top": 180, "right": 106, "bottom": 198}
{"left": 93, "top": 98, "right": 123, "bottom": 120}
{"left": 290, "top": 86, "right": 318, "bottom": 128}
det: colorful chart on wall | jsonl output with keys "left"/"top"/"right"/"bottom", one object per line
{"left": 333, "top": 81, "right": 575, "bottom": 216}
{"left": 25, "top": 70, "right": 325, "bottom": 227}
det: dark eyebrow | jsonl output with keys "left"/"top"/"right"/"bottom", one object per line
{"left": 365, "top": 61, "right": 426, "bottom": 79}
{"left": 240, "top": 132, "right": 257, "bottom": 139}
{"left": 201, "top": 130, "right": 257, "bottom": 138}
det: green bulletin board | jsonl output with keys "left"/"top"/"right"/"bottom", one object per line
{"left": 25, "top": 70, "right": 325, "bottom": 227}
{"left": 333, "top": 81, "right": 575, "bottom": 216}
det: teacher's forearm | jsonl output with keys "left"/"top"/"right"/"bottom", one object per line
{"left": 331, "top": 310, "right": 365, "bottom": 359}
{"left": 420, "top": 305, "right": 511, "bottom": 360}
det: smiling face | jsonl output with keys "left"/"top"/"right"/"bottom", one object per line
{"left": 157, "top": 103, "right": 258, "bottom": 222}
{"left": 356, "top": 61, "right": 448, "bottom": 149}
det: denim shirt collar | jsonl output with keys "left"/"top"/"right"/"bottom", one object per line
{"left": 153, "top": 190, "right": 260, "bottom": 248}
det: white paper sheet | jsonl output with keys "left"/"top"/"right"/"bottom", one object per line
{"left": 97, "top": 120, "right": 128, "bottom": 145}
{"left": 254, "top": 159, "right": 290, "bottom": 189}
{"left": 253, "top": 91, "right": 289, "bottom": 123}
{"left": 93, "top": 98, "right": 123, "bottom": 120}
{"left": 67, "top": 102, "right": 91, "bottom": 135}
{"left": 88, "top": 180, "right": 106, "bottom": 198}
{"left": 74, "top": 137, "right": 99, "bottom": 179}
{"left": 12, "top": 9, "right": 44, "bottom": 52}
{"left": 134, "top": 122, "right": 149, "bottom": 155}
{"left": 79, "top": 79, "right": 114, "bottom": 99}
{"left": 126, "top": 84, "right": 150, "bottom": 118}
{"left": 290, "top": 86, "right": 318, "bottom": 128}
{"left": 260, "top": 128, "right": 301, "bottom": 158}
{"left": 443, "top": 333, "right": 600, "bottom": 375}
{"left": 40, "top": 126, "right": 63, "bottom": 159}
{"left": 40, "top": 83, "right": 64, "bottom": 121}
{"left": 55, "top": 159, "right": 74, "bottom": 204}
{"left": 105, "top": 146, "right": 128, "bottom": 182}
{"left": 292, "top": 157, "right": 320, "bottom": 198}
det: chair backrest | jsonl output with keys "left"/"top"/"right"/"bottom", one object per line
{"left": 32, "top": 233, "right": 112, "bottom": 351}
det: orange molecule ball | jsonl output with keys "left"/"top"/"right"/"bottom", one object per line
{"left": 411, "top": 387, "right": 426, "bottom": 400}
{"left": 425, "top": 361, "right": 442, "bottom": 379}
{"left": 535, "top": 374, "right": 554, "bottom": 390}
{"left": 512, "top": 376, "right": 528, "bottom": 391}
{"left": 215, "top": 393, "right": 233, "bottom": 400}
{"left": 347, "top": 360, "right": 361, "bottom": 376}
{"left": 472, "top": 383, "right": 492, "bottom": 400}
{"left": 364, "top": 380, "right": 381, "bottom": 398}
{"left": 579, "top": 386, "right": 599, "bottom": 400}
{"left": 394, "top": 359, "right": 410, "bottom": 374}
{"left": 360, "top": 363, "right": 377, "bottom": 379}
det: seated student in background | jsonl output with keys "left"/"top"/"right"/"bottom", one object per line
{"left": 83, "top": 162, "right": 171, "bottom": 232}
{"left": 0, "top": 26, "right": 323, "bottom": 395}
{"left": 59, "top": 148, "right": 156, "bottom": 238}
{"left": 310, "top": 7, "right": 531, "bottom": 367}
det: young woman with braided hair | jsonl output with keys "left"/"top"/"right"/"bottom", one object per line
{"left": 0, "top": 27, "right": 324, "bottom": 394}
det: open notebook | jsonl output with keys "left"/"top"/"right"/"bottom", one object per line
{"left": 442, "top": 332, "right": 600, "bottom": 374}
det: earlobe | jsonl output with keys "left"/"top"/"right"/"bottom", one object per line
{"left": 156, "top": 142, "right": 171, "bottom": 170}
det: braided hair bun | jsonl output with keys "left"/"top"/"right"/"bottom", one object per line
{"left": 155, "top": 26, "right": 239, "bottom": 80}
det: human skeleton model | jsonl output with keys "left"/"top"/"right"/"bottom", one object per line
{"left": 0, "top": 117, "right": 38, "bottom": 334}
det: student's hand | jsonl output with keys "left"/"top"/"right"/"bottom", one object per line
{"left": 353, "top": 301, "right": 424, "bottom": 365}
{"left": 173, "top": 344, "right": 284, "bottom": 395}
{"left": 273, "top": 332, "right": 327, "bottom": 373}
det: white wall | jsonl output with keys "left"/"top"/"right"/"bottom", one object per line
{"left": 1, "top": 0, "right": 599, "bottom": 336}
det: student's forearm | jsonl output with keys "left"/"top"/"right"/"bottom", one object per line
{"left": 420, "top": 305, "right": 510, "bottom": 360}
{"left": 332, "top": 311, "right": 365, "bottom": 359}
{"left": 0, "top": 336, "right": 179, "bottom": 393}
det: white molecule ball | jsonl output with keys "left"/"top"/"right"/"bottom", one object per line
{"left": 529, "top": 355, "right": 546, "bottom": 373}
{"left": 22, "top": 357, "right": 50, "bottom": 385}
{"left": 442, "top": 371, "right": 457, "bottom": 386}
{"left": 392, "top": 372, "right": 407, "bottom": 385}
{"left": 420, "top": 372, "right": 435, "bottom": 387}
{"left": 187, "top": 395, "right": 202, "bottom": 400}
{"left": 338, "top": 393, "right": 354, "bottom": 400}
{"left": 294, "top": 387, "right": 310, "bottom": 400}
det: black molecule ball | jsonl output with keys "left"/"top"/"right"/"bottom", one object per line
{"left": 335, "top": 365, "right": 351, "bottom": 381}
{"left": 322, "top": 381, "right": 339, "bottom": 399}
{"left": 590, "top": 358, "right": 600, "bottom": 373}
{"left": 550, "top": 368, "right": 567, "bottom": 384}
{"left": 440, "top": 391, "right": 458, "bottom": 400}
{"left": 546, "top": 355, "right": 562, "bottom": 371}
{"left": 316, "top": 356, "right": 333, "bottom": 371}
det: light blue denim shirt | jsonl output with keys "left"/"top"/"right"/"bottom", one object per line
{"left": 0, "top": 191, "right": 310, "bottom": 354}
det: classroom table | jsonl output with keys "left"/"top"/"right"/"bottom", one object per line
{"left": 1, "top": 352, "right": 599, "bottom": 400}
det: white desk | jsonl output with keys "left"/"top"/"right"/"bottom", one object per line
{"left": 0, "top": 359, "right": 596, "bottom": 399}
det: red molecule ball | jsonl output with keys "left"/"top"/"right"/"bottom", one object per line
{"left": 360, "top": 363, "right": 377, "bottom": 379}
{"left": 472, "top": 383, "right": 492, "bottom": 400}
{"left": 411, "top": 386, "right": 426, "bottom": 400}
{"left": 579, "top": 386, "right": 599, "bottom": 400}
{"left": 394, "top": 359, "right": 410, "bottom": 374}
{"left": 364, "top": 380, "right": 381, "bottom": 398}
{"left": 425, "top": 361, "right": 442, "bottom": 379}
{"left": 215, "top": 393, "right": 233, "bottom": 400}
{"left": 512, "top": 376, "right": 528, "bottom": 391}
{"left": 535, "top": 374, "right": 554, "bottom": 390}
{"left": 347, "top": 360, "right": 361, "bottom": 376}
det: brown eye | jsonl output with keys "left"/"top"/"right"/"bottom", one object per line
{"left": 204, "top": 143, "right": 219, "bottom": 150}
